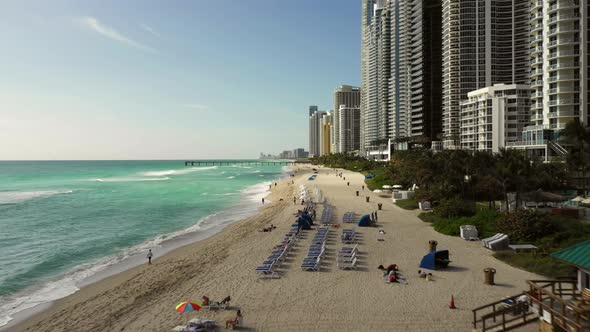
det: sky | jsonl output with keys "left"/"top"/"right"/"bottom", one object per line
{"left": 0, "top": 0, "right": 361, "bottom": 160}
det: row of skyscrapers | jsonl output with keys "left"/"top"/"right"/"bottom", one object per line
{"left": 310, "top": 0, "right": 589, "bottom": 161}
{"left": 308, "top": 85, "right": 363, "bottom": 157}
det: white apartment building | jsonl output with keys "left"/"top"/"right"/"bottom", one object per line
{"left": 509, "top": 0, "right": 589, "bottom": 161}
{"left": 460, "top": 84, "right": 531, "bottom": 152}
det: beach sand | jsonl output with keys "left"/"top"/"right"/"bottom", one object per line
{"left": 10, "top": 166, "right": 541, "bottom": 332}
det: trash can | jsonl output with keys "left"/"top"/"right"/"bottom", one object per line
{"left": 378, "top": 203, "right": 383, "bottom": 210}
{"left": 366, "top": 196, "right": 370, "bottom": 202}
{"left": 356, "top": 191, "right": 359, "bottom": 196}
{"left": 484, "top": 268, "right": 496, "bottom": 285}
{"left": 428, "top": 240, "right": 438, "bottom": 253}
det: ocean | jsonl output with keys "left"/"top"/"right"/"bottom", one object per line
{"left": 0, "top": 160, "right": 287, "bottom": 327}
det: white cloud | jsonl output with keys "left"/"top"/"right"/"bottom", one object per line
{"left": 77, "top": 16, "right": 155, "bottom": 53}
{"left": 141, "top": 24, "right": 160, "bottom": 37}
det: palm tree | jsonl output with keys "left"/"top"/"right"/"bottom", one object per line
{"left": 560, "top": 119, "right": 590, "bottom": 192}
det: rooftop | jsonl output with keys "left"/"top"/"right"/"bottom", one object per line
{"left": 551, "top": 240, "right": 590, "bottom": 270}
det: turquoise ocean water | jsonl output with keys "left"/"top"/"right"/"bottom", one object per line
{"left": 0, "top": 160, "right": 287, "bottom": 327}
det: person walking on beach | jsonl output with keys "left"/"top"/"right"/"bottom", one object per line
{"left": 146, "top": 249, "right": 153, "bottom": 265}
{"left": 262, "top": 197, "right": 265, "bottom": 204}
{"left": 362, "top": 185, "right": 365, "bottom": 191}
{"left": 293, "top": 196, "right": 296, "bottom": 205}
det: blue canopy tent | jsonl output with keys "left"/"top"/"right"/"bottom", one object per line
{"left": 297, "top": 216, "right": 311, "bottom": 230}
{"left": 358, "top": 214, "right": 372, "bottom": 227}
{"left": 365, "top": 174, "right": 376, "bottom": 179}
{"left": 419, "top": 250, "right": 451, "bottom": 270}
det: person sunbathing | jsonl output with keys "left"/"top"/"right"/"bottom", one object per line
{"left": 201, "top": 295, "right": 210, "bottom": 306}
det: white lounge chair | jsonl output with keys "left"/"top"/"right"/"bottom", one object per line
{"left": 488, "top": 234, "right": 509, "bottom": 251}
{"left": 481, "top": 233, "right": 504, "bottom": 248}
{"left": 338, "top": 257, "right": 358, "bottom": 270}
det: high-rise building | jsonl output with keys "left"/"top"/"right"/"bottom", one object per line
{"left": 320, "top": 112, "right": 333, "bottom": 156}
{"left": 333, "top": 86, "right": 361, "bottom": 153}
{"left": 507, "top": 0, "right": 589, "bottom": 162}
{"left": 309, "top": 110, "right": 326, "bottom": 157}
{"left": 361, "top": 0, "right": 392, "bottom": 155}
{"left": 361, "top": 0, "right": 443, "bottom": 156}
{"left": 442, "top": 0, "right": 530, "bottom": 148}
{"left": 309, "top": 105, "right": 318, "bottom": 117}
{"left": 338, "top": 105, "right": 362, "bottom": 152}
{"left": 530, "top": 0, "right": 589, "bottom": 130}
{"left": 407, "top": 0, "right": 443, "bottom": 142}
{"left": 460, "top": 84, "right": 531, "bottom": 152}
{"left": 389, "top": 0, "right": 410, "bottom": 141}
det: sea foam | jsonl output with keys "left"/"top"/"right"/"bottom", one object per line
{"left": 141, "top": 166, "right": 218, "bottom": 177}
{"left": 0, "top": 190, "right": 73, "bottom": 205}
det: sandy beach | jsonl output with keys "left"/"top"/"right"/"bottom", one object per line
{"left": 9, "top": 165, "right": 541, "bottom": 332}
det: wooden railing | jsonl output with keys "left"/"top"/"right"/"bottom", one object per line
{"left": 526, "top": 280, "right": 587, "bottom": 332}
{"left": 472, "top": 293, "right": 537, "bottom": 331}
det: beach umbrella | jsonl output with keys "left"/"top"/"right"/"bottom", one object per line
{"left": 571, "top": 196, "right": 585, "bottom": 202}
{"left": 373, "top": 189, "right": 383, "bottom": 193}
{"left": 392, "top": 185, "right": 403, "bottom": 189}
{"left": 175, "top": 301, "right": 202, "bottom": 313}
{"left": 382, "top": 185, "right": 393, "bottom": 189}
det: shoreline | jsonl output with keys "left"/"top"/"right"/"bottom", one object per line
{"left": 9, "top": 165, "right": 540, "bottom": 332}
{"left": 2, "top": 166, "right": 295, "bottom": 331}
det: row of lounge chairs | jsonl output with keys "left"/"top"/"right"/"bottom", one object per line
{"left": 342, "top": 212, "right": 356, "bottom": 223}
{"left": 337, "top": 243, "right": 358, "bottom": 270}
{"left": 341, "top": 228, "right": 357, "bottom": 244}
{"left": 301, "top": 226, "right": 330, "bottom": 271}
{"left": 320, "top": 205, "right": 333, "bottom": 225}
{"left": 481, "top": 233, "right": 510, "bottom": 251}
{"left": 255, "top": 226, "right": 301, "bottom": 279}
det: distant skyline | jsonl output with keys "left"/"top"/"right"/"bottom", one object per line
{"left": 0, "top": 0, "right": 361, "bottom": 160}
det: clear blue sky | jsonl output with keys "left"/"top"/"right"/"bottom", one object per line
{"left": 0, "top": 0, "right": 361, "bottom": 160}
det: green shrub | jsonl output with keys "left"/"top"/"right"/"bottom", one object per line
{"left": 493, "top": 251, "right": 575, "bottom": 279}
{"left": 496, "top": 210, "right": 557, "bottom": 242}
{"left": 395, "top": 198, "right": 419, "bottom": 210}
{"left": 434, "top": 197, "right": 475, "bottom": 218}
{"left": 418, "top": 209, "right": 500, "bottom": 238}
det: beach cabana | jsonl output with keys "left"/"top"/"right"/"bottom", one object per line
{"left": 419, "top": 250, "right": 451, "bottom": 270}
{"left": 358, "top": 214, "right": 372, "bottom": 227}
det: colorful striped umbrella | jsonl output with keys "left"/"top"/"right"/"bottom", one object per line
{"left": 175, "top": 301, "right": 202, "bottom": 313}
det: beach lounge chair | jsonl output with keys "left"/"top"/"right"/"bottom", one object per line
{"left": 340, "top": 243, "right": 359, "bottom": 254}
{"left": 481, "top": 233, "right": 504, "bottom": 248}
{"left": 337, "top": 251, "right": 356, "bottom": 262}
{"left": 256, "top": 267, "right": 280, "bottom": 279}
{"left": 488, "top": 234, "right": 509, "bottom": 251}
{"left": 338, "top": 257, "right": 358, "bottom": 270}
{"left": 206, "top": 300, "right": 229, "bottom": 310}
{"left": 301, "top": 258, "right": 321, "bottom": 271}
